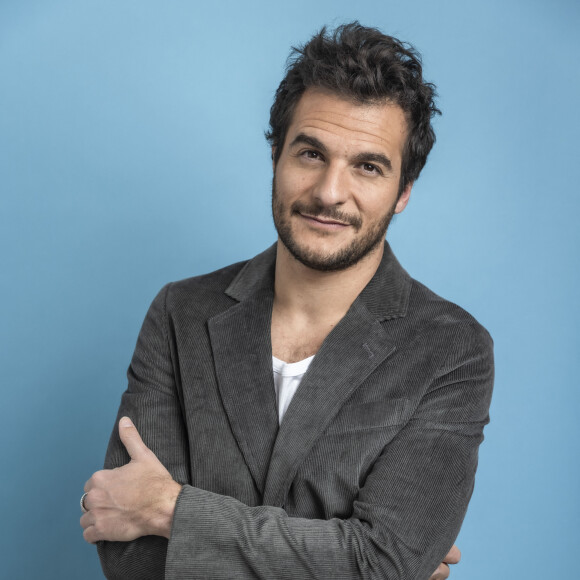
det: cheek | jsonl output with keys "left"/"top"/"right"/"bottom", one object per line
{"left": 277, "top": 172, "right": 311, "bottom": 203}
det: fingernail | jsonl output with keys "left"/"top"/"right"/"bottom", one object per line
{"left": 120, "top": 416, "right": 133, "bottom": 428}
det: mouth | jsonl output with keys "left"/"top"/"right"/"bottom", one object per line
{"left": 298, "top": 212, "right": 352, "bottom": 228}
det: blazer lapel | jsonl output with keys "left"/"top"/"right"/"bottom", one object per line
{"left": 263, "top": 242, "right": 411, "bottom": 507}
{"left": 262, "top": 299, "right": 395, "bottom": 506}
{"left": 208, "top": 247, "right": 279, "bottom": 496}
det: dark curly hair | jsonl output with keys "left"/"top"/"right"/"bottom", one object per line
{"left": 266, "top": 22, "right": 441, "bottom": 195}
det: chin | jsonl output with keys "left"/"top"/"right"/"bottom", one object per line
{"left": 281, "top": 235, "right": 384, "bottom": 272}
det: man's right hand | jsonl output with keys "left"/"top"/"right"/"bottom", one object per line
{"left": 429, "top": 545, "right": 461, "bottom": 580}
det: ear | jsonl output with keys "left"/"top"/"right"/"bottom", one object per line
{"left": 271, "top": 146, "right": 277, "bottom": 171}
{"left": 394, "top": 182, "right": 413, "bottom": 214}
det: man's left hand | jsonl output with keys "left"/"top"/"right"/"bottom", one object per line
{"left": 80, "top": 417, "right": 181, "bottom": 544}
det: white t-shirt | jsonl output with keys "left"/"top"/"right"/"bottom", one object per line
{"left": 272, "top": 355, "right": 315, "bottom": 424}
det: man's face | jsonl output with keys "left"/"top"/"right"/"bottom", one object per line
{"left": 272, "top": 88, "right": 412, "bottom": 271}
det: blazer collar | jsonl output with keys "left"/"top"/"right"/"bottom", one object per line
{"left": 224, "top": 243, "right": 277, "bottom": 301}
{"left": 225, "top": 241, "right": 411, "bottom": 321}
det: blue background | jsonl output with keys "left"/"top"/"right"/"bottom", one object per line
{"left": 1, "top": 1, "right": 578, "bottom": 578}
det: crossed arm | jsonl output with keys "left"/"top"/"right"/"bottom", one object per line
{"left": 81, "top": 284, "right": 493, "bottom": 579}
{"left": 81, "top": 416, "right": 461, "bottom": 580}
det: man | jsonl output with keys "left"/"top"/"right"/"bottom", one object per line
{"left": 81, "top": 23, "right": 493, "bottom": 579}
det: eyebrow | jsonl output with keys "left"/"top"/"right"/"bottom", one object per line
{"left": 289, "top": 133, "right": 328, "bottom": 153}
{"left": 289, "top": 132, "right": 393, "bottom": 172}
{"left": 352, "top": 152, "right": 392, "bottom": 172}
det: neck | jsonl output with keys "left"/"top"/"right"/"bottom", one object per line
{"left": 273, "top": 240, "right": 384, "bottom": 323}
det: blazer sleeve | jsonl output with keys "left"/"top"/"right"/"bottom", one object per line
{"left": 164, "top": 322, "right": 494, "bottom": 580}
{"left": 97, "top": 284, "right": 190, "bottom": 580}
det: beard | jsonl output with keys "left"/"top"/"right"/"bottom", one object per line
{"left": 271, "top": 177, "right": 396, "bottom": 272}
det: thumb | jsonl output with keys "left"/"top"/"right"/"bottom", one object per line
{"left": 118, "top": 416, "right": 150, "bottom": 461}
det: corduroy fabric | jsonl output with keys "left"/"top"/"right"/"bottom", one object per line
{"left": 98, "top": 242, "right": 494, "bottom": 580}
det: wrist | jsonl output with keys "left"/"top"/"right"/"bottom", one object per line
{"left": 148, "top": 479, "right": 182, "bottom": 539}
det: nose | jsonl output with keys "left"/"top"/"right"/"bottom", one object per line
{"left": 312, "top": 163, "right": 348, "bottom": 206}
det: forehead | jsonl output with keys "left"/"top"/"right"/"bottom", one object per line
{"left": 286, "top": 88, "right": 408, "bottom": 160}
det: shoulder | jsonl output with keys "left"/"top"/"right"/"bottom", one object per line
{"left": 157, "top": 243, "right": 277, "bottom": 314}
{"left": 169, "top": 259, "right": 249, "bottom": 296}
{"left": 408, "top": 278, "right": 492, "bottom": 342}
{"left": 403, "top": 278, "right": 494, "bottom": 381}
{"left": 151, "top": 259, "right": 249, "bottom": 320}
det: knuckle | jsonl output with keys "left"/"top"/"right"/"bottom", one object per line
{"left": 93, "top": 521, "right": 103, "bottom": 536}
{"left": 91, "top": 470, "right": 105, "bottom": 484}
{"left": 89, "top": 488, "right": 103, "bottom": 504}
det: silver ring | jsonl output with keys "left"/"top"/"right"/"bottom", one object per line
{"left": 80, "top": 492, "right": 89, "bottom": 513}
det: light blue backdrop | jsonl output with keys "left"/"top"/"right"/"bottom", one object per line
{"left": 1, "top": 1, "right": 578, "bottom": 578}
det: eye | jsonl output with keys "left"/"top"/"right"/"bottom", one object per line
{"left": 362, "top": 163, "right": 381, "bottom": 174}
{"left": 300, "top": 149, "right": 323, "bottom": 161}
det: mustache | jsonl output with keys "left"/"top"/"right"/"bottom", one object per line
{"left": 290, "top": 201, "right": 362, "bottom": 230}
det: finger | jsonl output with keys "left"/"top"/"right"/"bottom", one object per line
{"left": 80, "top": 511, "right": 94, "bottom": 530}
{"left": 83, "top": 524, "right": 99, "bottom": 545}
{"left": 443, "top": 544, "right": 461, "bottom": 565}
{"left": 118, "top": 416, "right": 150, "bottom": 460}
{"left": 429, "top": 562, "right": 450, "bottom": 580}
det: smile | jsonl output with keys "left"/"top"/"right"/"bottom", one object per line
{"left": 298, "top": 212, "right": 352, "bottom": 229}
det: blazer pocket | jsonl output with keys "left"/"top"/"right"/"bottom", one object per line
{"left": 325, "top": 398, "right": 410, "bottom": 435}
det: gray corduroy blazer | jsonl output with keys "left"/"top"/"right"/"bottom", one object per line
{"left": 98, "top": 242, "right": 494, "bottom": 580}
